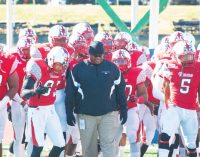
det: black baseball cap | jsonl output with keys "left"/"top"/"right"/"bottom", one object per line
{"left": 89, "top": 41, "right": 104, "bottom": 56}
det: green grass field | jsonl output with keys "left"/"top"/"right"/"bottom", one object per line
{"left": 0, "top": 4, "right": 199, "bottom": 34}
{"left": 2, "top": 143, "right": 158, "bottom": 157}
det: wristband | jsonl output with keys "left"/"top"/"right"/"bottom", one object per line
{"left": 13, "top": 94, "right": 24, "bottom": 104}
{"left": 137, "top": 96, "right": 145, "bottom": 104}
{"left": 0, "top": 96, "right": 11, "bottom": 110}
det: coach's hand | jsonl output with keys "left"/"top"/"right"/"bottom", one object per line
{"left": 120, "top": 110, "right": 127, "bottom": 125}
{"left": 67, "top": 113, "right": 76, "bottom": 126}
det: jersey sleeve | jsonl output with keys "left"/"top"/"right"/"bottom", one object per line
{"left": 142, "top": 63, "right": 153, "bottom": 80}
{"left": 26, "top": 59, "right": 42, "bottom": 81}
{"left": 136, "top": 69, "right": 146, "bottom": 85}
{"left": 162, "top": 63, "right": 171, "bottom": 81}
{"left": 9, "top": 56, "right": 18, "bottom": 75}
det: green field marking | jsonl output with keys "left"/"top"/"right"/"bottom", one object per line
{"left": 130, "top": 0, "right": 169, "bottom": 36}
{"left": 97, "top": 0, "right": 169, "bottom": 41}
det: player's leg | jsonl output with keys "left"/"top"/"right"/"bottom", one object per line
{"left": 65, "top": 122, "right": 80, "bottom": 157}
{"left": 125, "top": 107, "right": 141, "bottom": 157}
{"left": 11, "top": 101, "right": 26, "bottom": 157}
{"left": 29, "top": 106, "right": 47, "bottom": 157}
{"left": 54, "top": 89, "right": 67, "bottom": 157}
{"left": 180, "top": 108, "right": 198, "bottom": 157}
{"left": 141, "top": 105, "right": 157, "bottom": 157}
{"left": 0, "top": 106, "right": 7, "bottom": 157}
{"left": 168, "top": 133, "right": 180, "bottom": 157}
{"left": 46, "top": 105, "right": 65, "bottom": 157}
{"left": 158, "top": 105, "right": 179, "bottom": 157}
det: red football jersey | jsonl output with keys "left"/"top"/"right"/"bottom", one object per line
{"left": 130, "top": 50, "right": 146, "bottom": 67}
{"left": 124, "top": 67, "right": 146, "bottom": 109}
{"left": 164, "top": 61, "right": 200, "bottom": 110}
{"left": 0, "top": 53, "right": 18, "bottom": 99}
{"left": 35, "top": 43, "right": 72, "bottom": 90}
{"left": 26, "top": 58, "right": 61, "bottom": 106}
{"left": 12, "top": 52, "right": 28, "bottom": 93}
{"left": 34, "top": 43, "right": 51, "bottom": 59}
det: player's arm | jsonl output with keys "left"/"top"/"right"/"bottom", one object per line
{"left": 0, "top": 71, "right": 19, "bottom": 110}
{"left": 7, "top": 71, "right": 19, "bottom": 100}
{"left": 20, "top": 75, "right": 37, "bottom": 99}
{"left": 21, "top": 75, "right": 49, "bottom": 99}
{"left": 136, "top": 83, "right": 148, "bottom": 103}
{"left": 136, "top": 83, "right": 154, "bottom": 115}
{"left": 163, "top": 78, "right": 170, "bottom": 105}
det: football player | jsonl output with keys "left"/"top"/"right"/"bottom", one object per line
{"left": 21, "top": 46, "right": 70, "bottom": 157}
{"left": 158, "top": 41, "right": 199, "bottom": 157}
{"left": 112, "top": 49, "right": 153, "bottom": 157}
{"left": 8, "top": 37, "right": 35, "bottom": 157}
{"left": 0, "top": 49, "right": 19, "bottom": 157}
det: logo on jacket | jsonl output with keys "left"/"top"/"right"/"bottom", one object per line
{"left": 101, "top": 71, "right": 110, "bottom": 75}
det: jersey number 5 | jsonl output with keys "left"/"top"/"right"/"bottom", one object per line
{"left": 180, "top": 78, "right": 191, "bottom": 94}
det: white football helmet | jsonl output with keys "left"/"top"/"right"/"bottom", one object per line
{"left": 184, "top": 32, "right": 195, "bottom": 46}
{"left": 19, "top": 28, "right": 38, "bottom": 43}
{"left": 72, "top": 22, "right": 94, "bottom": 45}
{"left": 47, "top": 46, "right": 70, "bottom": 70}
{"left": 112, "top": 49, "right": 131, "bottom": 73}
{"left": 94, "top": 32, "right": 113, "bottom": 54}
{"left": 114, "top": 32, "right": 132, "bottom": 50}
{"left": 68, "top": 34, "right": 88, "bottom": 57}
{"left": 172, "top": 40, "right": 196, "bottom": 66}
{"left": 17, "top": 37, "right": 35, "bottom": 60}
{"left": 169, "top": 31, "right": 187, "bottom": 45}
{"left": 160, "top": 35, "right": 170, "bottom": 45}
{"left": 125, "top": 41, "right": 139, "bottom": 54}
{"left": 48, "top": 25, "right": 69, "bottom": 47}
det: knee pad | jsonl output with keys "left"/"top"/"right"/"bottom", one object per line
{"left": 160, "top": 133, "right": 170, "bottom": 141}
{"left": 173, "top": 134, "right": 180, "bottom": 149}
{"left": 49, "top": 146, "right": 65, "bottom": 157}
{"left": 159, "top": 133, "right": 170, "bottom": 150}
{"left": 187, "top": 148, "right": 197, "bottom": 157}
{"left": 9, "top": 141, "right": 14, "bottom": 153}
{"left": 31, "top": 145, "right": 43, "bottom": 157}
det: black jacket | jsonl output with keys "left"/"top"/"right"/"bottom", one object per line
{"left": 65, "top": 59, "right": 127, "bottom": 116}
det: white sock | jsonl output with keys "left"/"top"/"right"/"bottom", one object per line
{"left": 158, "top": 149, "right": 169, "bottom": 157}
{"left": 14, "top": 140, "right": 25, "bottom": 157}
{"left": 179, "top": 147, "right": 188, "bottom": 157}
{"left": 59, "top": 150, "right": 64, "bottom": 157}
{"left": 130, "top": 142, "right": 140, "bottom": 157}
{"left": 65, "top": 155, "right": 73, "bottom": 157}
{"left": 26, "top": 140, "right": 33, "bottom": 157}
{"left": 118, "top": 147, "right": 124, "bottom": 157}
{"left": 172, "top": 146, "right": 179, "bottom": 157}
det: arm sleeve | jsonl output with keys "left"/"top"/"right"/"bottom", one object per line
{"left": 115, "top": 70, "right": 128, "bottom": 113}
{"left": 20, "top": 75, "right": 37, "bottom": 99}
{"left": 65, "top": 70, "right": 77, "bottom": 115}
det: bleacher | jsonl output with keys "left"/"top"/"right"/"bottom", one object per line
{"left": 173, "top": 20, "right": 200, "bottom": 34}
